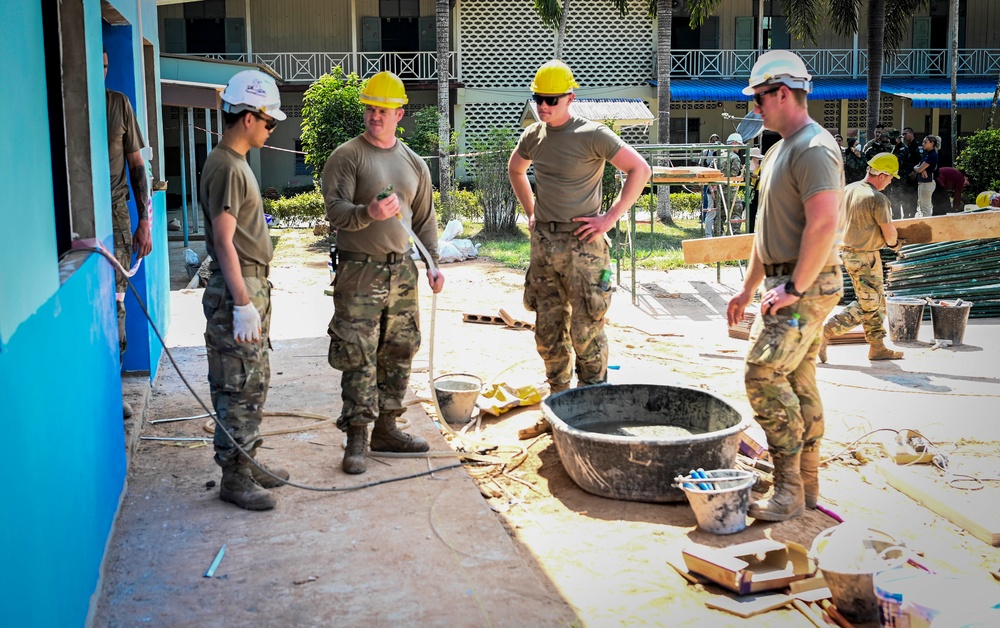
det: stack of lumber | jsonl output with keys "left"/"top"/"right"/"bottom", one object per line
{"left": 729, "top": 311, "right": 865, "bottom": 344}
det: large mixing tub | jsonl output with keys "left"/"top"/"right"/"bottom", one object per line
{"left": 541, "top": 384, "right": 751, "bottom": 503}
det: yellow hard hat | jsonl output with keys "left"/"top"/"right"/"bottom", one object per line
{"left": 360, "top": 72, "right": 408, "bottom": 108}
{"left": 530, "top": 60, "right": 580, "bottom": 95}
{"left": 868, "top": 152, "right": 899, "bottom": 178}
{"left": 977, "top": 191, "right": 997, "bottom": 208}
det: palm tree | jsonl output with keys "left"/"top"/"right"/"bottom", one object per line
{"left": 533, "top": 0, "right": 572, "bottom": 58}
{"left": 436, "top": 0, "right": 453, "bottom": 213}
{"left": 949, "top": 0, "right": 959, "bottom": 163}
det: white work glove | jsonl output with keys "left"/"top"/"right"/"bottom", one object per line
{"left": 233, "top": 303, "right": 262, "bottom": 343}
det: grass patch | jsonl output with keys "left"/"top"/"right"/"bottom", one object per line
{"left": 461, "top": 217, "right": 728, "bottom": 271}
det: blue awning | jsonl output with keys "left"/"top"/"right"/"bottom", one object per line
{"left": 653, "top": 78, "right": 867, "bottom": 102}
{"left": 652, "top": 77, "right": 995, "bottom": 108}
{"left": 881, "top": 78, "right": 998, "bottom": 109}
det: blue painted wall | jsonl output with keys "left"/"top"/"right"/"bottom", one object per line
{"left": 0, "top": 1, "right": 168, "bottom": 624}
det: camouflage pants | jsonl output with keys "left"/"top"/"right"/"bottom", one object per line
{"left": 112, "top": 199, "right": 133, "bottom": 358}
{"left": 328, "top": 258, "right": 420, "bottom": 431}
{"left": 203, "top": 274, "right": 272, "bottom": 465}
{"left": 744, "top": 268, "right": 843, "bottom": 457}
{"left": 825, "top": 249, "right": 887, "bottom": 343}
{"left": 523, "top": 229, "right": 611, "bottom": 388}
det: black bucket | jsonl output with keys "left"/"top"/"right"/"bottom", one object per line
{"left": 885, "top": 297, "right": 925, "bottom": 343}
{"left": 930, "top": 300, "right": 973, "bottom": 345}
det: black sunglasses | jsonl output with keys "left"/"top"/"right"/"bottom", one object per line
{"left": 251, "top": 111, "right": 278, "bottom": 130}
{"left": 752, "top": 84, "right": 783, "bottom": 107}
{"left": 532, "top": 93, "right": 569, "bottom": 107}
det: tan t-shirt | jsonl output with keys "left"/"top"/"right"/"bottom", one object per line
{"left": 754, "top": 121, "right": 845, "bottom": 266}
{"left": 200, "top": 144, "right": 273, "bottom": 268}
{"left": 515, "top": 116, "right": 625, "bottom": 223}
{"left": 843, "top": 181, "right": 892, "bottom": 251}
{"left": 322, "top": 135, "right": 438, "bottom": 262}
{"left": 106, "top": 89, "right": 145, "bottom": 204}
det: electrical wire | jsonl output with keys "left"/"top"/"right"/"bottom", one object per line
{"left": 63, "top": 245, "right": 465, "bottom": 492}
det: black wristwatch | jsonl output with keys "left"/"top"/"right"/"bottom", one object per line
{"left": 784, "top": 280, "right": 804, "bottom": 298}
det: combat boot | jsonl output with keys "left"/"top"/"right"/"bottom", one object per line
{"left": 748, "top": 452, "right": 804, "bottom": 521}
{"left": 342, "top": 424, "right": 369, "bottom": 475}
{"left": 868, "top": 339, "right": 904, "bottom": 360}
{"left": 246, "top": 439, "right": 290, "bottom": 489}
{"left": 370, "top": 413, "right": 429, "bottom": 453}
{"left": 518, "top": 382, "right": 569, "bottom": 440}
{"left": 801, "top": 448, "right": 820, "bottom": 509}
{"left": 219, "top": 462, "right": 276, "bottom": 511}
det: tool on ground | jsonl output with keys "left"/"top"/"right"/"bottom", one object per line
{"left": 894, "top": 429, "right": 935, "bottom": 464}
{"left": 204, "top": 544, "right": 226, "bottom": 578}
{"left": 931, "top": 338, "right": 953, "bottom": 350}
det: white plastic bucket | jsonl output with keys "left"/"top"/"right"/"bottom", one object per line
{"left": 675, "top": 469, "right": 755, "bottom": 535}
{"left": 874, "top": 566, "right": 932, "bottom": 628}
{"left": 901, "top": 576, "right": 1000, "bottom": 628}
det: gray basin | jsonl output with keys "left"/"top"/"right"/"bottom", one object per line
{"left": 541, "top": 384, "right": 751, "bottom": 503}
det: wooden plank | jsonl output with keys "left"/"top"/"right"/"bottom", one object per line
{"left": 682, "top": 210, "right": 1000, "bottom": 265}
{"left": 875, "top": 461, "right": 1000, "bottom": 546}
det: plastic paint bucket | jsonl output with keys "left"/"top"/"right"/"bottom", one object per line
{"left": 675, "top": 469, "right": 755, "bottom": 535}
{"left": 433, "top": 373, "right": 482, "bottom": 425}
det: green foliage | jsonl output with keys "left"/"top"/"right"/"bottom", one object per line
{"left": 956, "top": 129, "right": 1000, "bottom": 196}
{"left": 300, "top": 67, "right": 365, "bottom": 174}
{"left": 263, "top": 188, "right": 325, "bottom": 226}
{"left": 281, "top": 183, "right": 315, "bottom": 197}
{"left": 636, "top": 192, "right": 703, "bottom": 217}
{"left": 434, "top": 189, "right": 481, "bottom": 220}
{"left": 601, "top": 121, "right": 622, "bottom": 212}
{"left": 471, "top": 128, "right": 521, "bottom": 236}
{"left": 405, "top": 107, "right": 440, "bottom": 156}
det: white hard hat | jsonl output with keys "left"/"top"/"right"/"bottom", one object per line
{"left": 750, "top": 147, "right": 764, "bottom": 159}
{"left": 221, "top": 70, "right": 286, "bottom": 120}
{"left": 742, "top": 50, "right": 813, "bottom": 96}
{"left": 727, "top": 132, "right": 743, "bottom": 144}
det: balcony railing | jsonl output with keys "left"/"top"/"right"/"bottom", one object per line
{"left": 180, "top": 48, "right": 998, "bottom": 84}
{"left": 176, "top": 51, "right": 461, "bottom": 84}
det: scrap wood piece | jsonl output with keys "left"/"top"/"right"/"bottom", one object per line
{"left": 683, "top": 210, "right": 1000, "bottom": 264}
{"left": 498, "top": 308, "right": 536, "bottom": 331}
{"left": 705, "top": 592, "right": 793, "bottom": 618}
{"left": 463, "top": 313, "right": 506, "bottom": 326}
{"left": 793, "top": 599, "right": 826, "bottom": 628}
{"left": 875, "top": 461, "right": 1000, "bottom": 547}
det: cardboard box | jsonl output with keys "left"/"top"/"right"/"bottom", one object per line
{"left": 682, "top": 539, "right": 815, "bottom": 595}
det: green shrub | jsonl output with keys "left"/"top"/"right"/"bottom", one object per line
{"left": 263, "top": 189, "right": 325, "bottom": 226}
{"left": 300, "top": 67, "right": 366, "bottom": 174}
{"left": 434, "top": 188, "right": 481, "bottom": 220}
{"left": 635, "top": 192, "right": 702, "bottom": 216}
{"left": 406, "top": 107, "right": 440, "bottom": 156}
{"left": 956, "top": 129, "right": 1000, "bottom": 198}
{"left": 282, "top": 183, "right": 316, "bottom": 197}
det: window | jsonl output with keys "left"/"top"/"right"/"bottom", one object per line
{"left": 294, "top": 140, "right": 313, "bottom": 177}
{"left": 380, "top": 0, "right": 419, "bottom": 18}
{"left": 43, "top": 0, "right": 95, "bottom": 254}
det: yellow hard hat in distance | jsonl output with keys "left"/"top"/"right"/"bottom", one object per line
{"left": 360, "top": 72, "right": 408, "bottom": 108}
{"left": 531, "top": 60, "right": 580, "bottom": 95}
{"left": 977, "top": 191, "right": 996, "bottom": 208}
{"left": 868, "top": 152, "right": 900, "bottom": 179}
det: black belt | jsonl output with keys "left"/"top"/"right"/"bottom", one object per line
{"left": 763, "top": 262, "right": 839, "bottom": 277}
{"left": 763, "top": 262, "right": 796, "bottom": 276}
{"left": 209, "top": 264, "right": 269, "bottom": 279}
{"left": 535, "top": 221, "right": 579, "bottom": 233}
{"left": 338, "top": 250, "right": 404, "bottom": 264}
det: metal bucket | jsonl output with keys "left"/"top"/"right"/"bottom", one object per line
{"left": 886, "top": 297, "right": 926, "bottom": 343}
{"left": 930, "top": 300, "right": 973, "bottom": 345}
{"left": 675, "top": 469, "right": 755, "bottom": 535}
{"left": 433, "top": 373, "right": 482, "bottom": 425}
{"left": 810, "top": 526, "right": 903, "bottom": 624}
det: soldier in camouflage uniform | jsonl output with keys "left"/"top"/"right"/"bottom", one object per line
{"left": 508, "top": 60, "right": 651, "bottom": 439}
{"left": 104, "top": 50, "right": 152, "bottom": 418}
{"left": 322, "top": 72, "right": 444, "bottom": 475}
{"left": 727, "top": 51, "right": 845, "bottom": 522}
{"left": 201, "top": 70, "right": 289, "bottom": 511}
{"left": 820, "top": 153, "right": 905, "bottom": 363}
{"left": 716, "top": 133, "right": 746, "bottom": 235}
